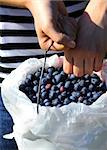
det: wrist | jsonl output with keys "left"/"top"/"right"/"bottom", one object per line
{"left": 85, "top": 0, "right": 107, "bottom": 26}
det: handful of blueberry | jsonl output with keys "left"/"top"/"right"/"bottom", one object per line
{"left": 19, "top": 66, "right": 106, "bottom": 107}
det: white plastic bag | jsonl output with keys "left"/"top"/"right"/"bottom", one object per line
{"left": 1, "top": 55, "right": 107, "bottom": 150}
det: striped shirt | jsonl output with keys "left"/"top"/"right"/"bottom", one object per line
{"left": 0, "top": 1, "right": 89, "bottom": 85}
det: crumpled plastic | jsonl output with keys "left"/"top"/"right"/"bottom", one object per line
{"left": 1, "top": 55, "right": 107, "bottom": 150}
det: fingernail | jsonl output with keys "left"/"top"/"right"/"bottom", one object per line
{"left": 59, "top": 44, "right": 65, "bottom": 50}
{"left": 69, "top": 41, "right": 76, "bottom": 48}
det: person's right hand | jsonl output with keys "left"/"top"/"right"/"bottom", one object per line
{"left": 26, "top": 0, "right": 77, "bottom": 51}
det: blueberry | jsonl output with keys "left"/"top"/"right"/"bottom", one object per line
{"left": 31, "top": 95, "right": 37, "bottom": 103}
{"left": 69, "top": 74, "right": 76, "bottom": 80}
{"left": 63, "top": 98, "right": 71, "bottom": 105}
{"left": 64, "top": 81, "right": 71, "bottom": 89}
{"left": 57, "top": 82, "right": 63, "bottom": 88}
{"left": 49, "top": 91, "right": 55, "bottom": 99}
{"left": 41, "top": 78, "right": 47, "bottom": 85}
{"left": 54, "top": 74, "right": 62, "bottom": 83}
{"left": 89, "top": 84, "right": 94, "bottom": 91}
{"left": 87, "top": 92, "right": 92, "bottom": 98}
{"left": 85, "top": 80, "right": 90, "bottom": 86}
{"left": 34, "top": 72, "right": 41, "bottom": 78}
{"left": 51, "top": 85, "right": 58, "bottom": 91}
{"left": 47, "top": 67, "right": 55, "bottom": 74}
{"left": 91, "top": 73, "right": 99, "bottom": 79}
{"left": 93, "top": 93, "right": 101, "bottom": 100}
{"left": 19, "top": 84, "right": 26, "bottom": 92}
{"left": 33, "top": 86, "right": 38, "bottom": 93}
{"left": 33, "top": 80, "right": 38, "bottom": 85}
{"left": 69, "top": 95, "right": 76, "bottom": 102}
{"left": 72, "top": 91, "right": 77, "bottom": 98}
{"left": 81, "top": 87, "right": 87, "bottom": 95}
{"left": 71, "top": 80, "right": 77, "bottom": 84}
{"left": 44, "top": 101, "right": 51, "bottom": 106}
{"left": 79, "top": 80, "right": 85, "bottom": 87}
{"left": 26, "top": 74, "right": 33, "bottom": 81}
{"left": 60, "top": 86, "right": 64, "bottom": 93}
{"left": 91, "top": 78, "right": 98, "bottom": 85}
{"left": 84, "top": 74, "right": 90, "bottom": 80}
{"left": 99, "top": 82, "right": 106, "bottom": 91}
{"left": 43, "top": 99, "right": 49, "bottom": 104}
{"left": 78, "top": 96, "right": 84, "bottom": 103}
{"left": 56, "top": 103, "right": 62, "bottom": 107}
{"left": 45, "top": 83, "right": 52, "bottom": 90}
{"left": 52, "top": 71, "right": 59, "bottom": 76}
{"left": 41, "top": 92, "right": 47, "bottom": 99}
{"left": 61, "top": 91, "right": 67, "bottom": 98}
{"left": 74, "top": 83, "right": 80, "bottom": 91}
{"left": 25, "top": 78, "right": 31, "bottom": 85}
{"left": 52, "top": 99, "right": 59, "bottom": 106}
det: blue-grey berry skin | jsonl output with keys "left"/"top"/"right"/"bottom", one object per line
{"left": 33, "top": 86, "right": 38, "bottom": 93}
{"left": 89, "top": 84, "right": 94, "bottom": 91}
{"left": 78, "top": 96, "right": 84, "bottom": 103}
{"left": 52, "top": 99, "right": 59, "bottom": 106}
{"left": 63, "top": 98, "right": 71, "bottom": 105}
{"left": 64, "top": 81, "right": 71, "bottom": 89}
{"left": 41, "top": 92, "right": 47, "bottom": 99}
{"left": 44, "top": 101, "right": 51, "bottom": 106}
{"left": 69, "top": 95, "right": 75, "bottom": 102}
{"left": 43, "top": 99, "right": 49, "bottom": 104}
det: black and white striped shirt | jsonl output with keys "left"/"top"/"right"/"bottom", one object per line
{"left": 0, "top": 1, "right": 88, "bottom": 85}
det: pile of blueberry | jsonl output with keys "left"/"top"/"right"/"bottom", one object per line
{"left": 19, "top": 66, "right": 106, "bottom": 107}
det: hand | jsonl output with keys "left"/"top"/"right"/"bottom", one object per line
{"left": 26, "top": 0, "right": 77, "bottom": 51}
{"left": 63, "top": 0, "right": 107, "bottom": 76}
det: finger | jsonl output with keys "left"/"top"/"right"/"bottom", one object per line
{"left": 63, "top": 56, "right": 73, "bottom": 74}
{"left": 73, "top": 58, "right": 84, "bottom": 77}
{"left": 94, "top": 57, "right": 103, "bottom": 72}
{"left": 84, "top": 58, "right": 93, "bottom": 75}
{"left": 43, "top": 22, "right": 76, "bottom": 49}
{"left": 58, "top": 1, "right": 68, "bottom": 16}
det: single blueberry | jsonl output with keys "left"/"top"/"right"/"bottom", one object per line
{"left": 89, "top": 84, "right": 94, "bottom": 91}
{"left": 99, "top": 82, "right": 106, "bottom": 91}
{"left": 64, "top": 81, "right": 71, "bottom": 89}
{"left": 93, "top": 93, "right": 101, "bottom": 100}
{"left": 41, "top": 92, "right": 47, "bottom": 99}
{"left": 74, "top": 83, "right": 79, "bottom": 91}
{"left": 63, "top": 98, "right": 71, "bottom": 105}
{"left": 54, "top": 74, "right": 62, "bottom": 83}
{"left": 69, "top": 95, "right": 76, "bottom": 102}
{"left": 44, "top": 101, "right": 51, "bottom": 106}
{"left": 69, "top": 74, "right": 76, "bottom": 80}
{"left": 52, "top": 99, "right": 59, "bottom": 106}
{"left": 49, "top": 91, "right": 55, "bottom": 100}
{"left": 81, "top": 87, "right": 87, "bottom": 95}
{"left": 79, "top": 80, "right": 85, "bottom": 87}
{"left": 91, "top": 78, "right": 98, "bottom": 85}
{"left": 33, "top": 80, "right": 38, "bottom": 85}
{"left": 87, "top": 92, "right": 92, "bottom": 98}
{"left": 19, "top": 84, "right": 26, "bottom": 92}
{"left": 84, "top": 74, "right": 90, "bottom": 80}
{"left": 33, "top": 86, "right": 38, "bottom": 93}
{"left": 78, "top": 96, "right": 84, "bottom": 103}
{"left": 52, "top": 71, "right": 59, "bottom": 76}
{"left": 35, "top": 72, "right": 41, "bottom": 78}
{"left": 31, "top": 95, "right": 37, "bottom": 103}
{"left": 57, "top": 82, "right": 63, "bottom": 88}
{"left": 26, "top": 74, "right": 33, "bottom": 81}
{"left": 47, "top": 67, "right": 55, "bottom": 74}
{"left": 56, "top": 103, "right": 62, "bottom": 108}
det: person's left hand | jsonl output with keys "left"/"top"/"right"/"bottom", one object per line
{"left": 63, "top": 0, "right": 107, "bottom": 76}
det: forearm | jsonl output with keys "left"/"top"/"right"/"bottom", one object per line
{"left": 0, "top": 0, "right": 27, "bottom": 8}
